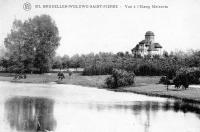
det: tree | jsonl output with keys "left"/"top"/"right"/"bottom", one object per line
{"left": 162, "top": 50, "right": 169, "bottom": 58}
{"left": 61, "top": 55, "right": 70, "bottom": 69}
{"left": 70, "top": 54, "right": 81, "bottom": 70}
{"left": 4, "top": 15, "right": 60, "bottom": 73}
{"left": 186, "top": 50, "right": 200, "bottom": 67}
{"left": 52, "top": 55, "right": 62, "bottom": 69}
{"left": 159, "top": 76, "right": 170, "bottom": 90}
{"left": 4, "top": 20, "right": 26, "bottom": 73}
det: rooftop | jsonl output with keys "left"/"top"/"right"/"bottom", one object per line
{"left": 145, "top": 31, "right": 154, "bottom": 36}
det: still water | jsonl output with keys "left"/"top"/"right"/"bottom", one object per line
{"left": 0, "top": 81, "right": 200, "bottom": 132}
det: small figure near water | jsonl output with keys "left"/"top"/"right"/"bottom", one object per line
{"left": 57, "top": 71, "right": 65, "bottom": 81}
{"left": 14, "top": 72, "right": 27, "bottom": 80}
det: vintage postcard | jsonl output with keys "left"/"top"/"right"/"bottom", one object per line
{"left": 0, "top": 0, "right": 200, "bottom": 132}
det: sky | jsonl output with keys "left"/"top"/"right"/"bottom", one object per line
{"left": 0, "top": 0, "right": 200, "bottom": 56}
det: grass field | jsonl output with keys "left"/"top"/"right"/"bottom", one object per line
{"left": 0, "top": 73, "right": 109, "bottom": 88}
{"left": 0, "top": 72, "right": 200, "bottom": 103}
{"left": 0, "top": 73, "right": 160, "bottom": 87}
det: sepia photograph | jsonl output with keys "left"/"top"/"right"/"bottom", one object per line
{"left": 0, "top": 0, "right": 200, "bottom": 132}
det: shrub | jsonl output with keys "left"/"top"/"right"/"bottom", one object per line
{"left": 159, "top": 76, "right": 171, "bottom": 90}
{"left": 105, "top": 69, "right": 135, "bottom": 88}
{"left": 173, "top": 67, "right": 200, "bottom": 89}
{"left": 159, "top": 76, "right": 170, "bottom": 84}
{"left": 176, "top": 67, "right": 200, "bottom": 84}
{"left": 173, "top": 74, "right": 189, "bottom": 89}
{"left": 105, "top": 76, "right": 115, "bottom": 88}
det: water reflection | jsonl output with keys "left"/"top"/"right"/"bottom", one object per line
{"left": 4, "top": 96, "right": 56, "bottom": 132}
{"left": 1, "top": 81, "right": 200, "bottom": 132}
{"left": 88, "top": 100, "right": 200, "bottom": 116}
{"left": 86, "top": 100, "right": 200, "bottom": 132}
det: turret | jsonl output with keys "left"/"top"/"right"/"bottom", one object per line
{"left": 145, "top": 31, "right": 154, "bottom": 42}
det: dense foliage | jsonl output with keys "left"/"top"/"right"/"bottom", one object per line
{"left": 105, "top": 69, "right": 135, "bottom": 88}
{"left": 2, "top": 15, "right": 60, "bottom": 73}
{"left": 173, "top": 67, "right": 200, "bottom": 89}
{"left": 79, "top": 50, "right": 200, "bottom": 79}
{"left": 24, "top": 50, "right": 200, "bottom": 78}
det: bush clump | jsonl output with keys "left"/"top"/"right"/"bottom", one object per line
{"left": 159, "top": 76, "right": 170, "bottom": 84}
{"left": 173, "top": 67, "right": 200, "bottom": 89}
{"left": 105, "top": 69, "right": 135, "bottom": 88}
{"left": 159, "top": 76, "right": 171, "bottom": 90}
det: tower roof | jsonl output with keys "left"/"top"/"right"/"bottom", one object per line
{"left": 145, "top": 31, "right": 154, "bottom": 36}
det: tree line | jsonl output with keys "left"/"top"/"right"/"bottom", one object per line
{"left": 51, "top": 50, "right": 200, "bottom": 78}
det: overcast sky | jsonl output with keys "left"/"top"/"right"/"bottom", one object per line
{"left": 0, "top": 0, "right": 200, "bottom": 56}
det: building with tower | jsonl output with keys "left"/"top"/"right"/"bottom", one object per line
{"left": 131, "top": 31, "right": 162, "bottom": 57}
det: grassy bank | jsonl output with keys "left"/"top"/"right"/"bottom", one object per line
{"left": 118, "top": 84, "right": 200, "bottom": 103}
{"left": 0, "top": 73, "right": 200, "bottom": 103}
{"left": 0, "top": 73, "right": 159, "bottom": 86}
{"left": 0, "top": 73, "right": 108, "bottom": 88}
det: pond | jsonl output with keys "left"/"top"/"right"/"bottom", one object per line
{"left": 0, "top": 81, "right": 200, "bottom": 132}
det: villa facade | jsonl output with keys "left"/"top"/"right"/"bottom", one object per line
{"left": 131, "top": 31, "right": 162, "bottom": 57}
